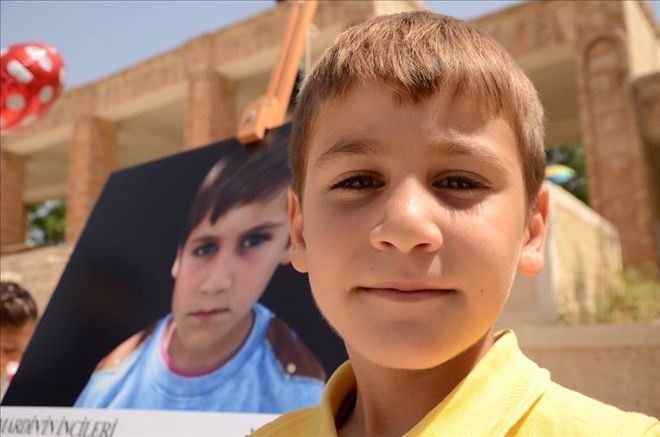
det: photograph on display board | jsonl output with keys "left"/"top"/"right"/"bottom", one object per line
{"left": 2, "top": 124, "right": 347, "bottom": 412}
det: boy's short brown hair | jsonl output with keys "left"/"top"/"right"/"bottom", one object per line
{"left": 290, "top": 11, "right": 545, "bottom": 204}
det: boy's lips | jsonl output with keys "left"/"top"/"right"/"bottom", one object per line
{"left": 356, "top": 282, "right": 455, "bottom": 303}
{"left": 188, "top": 308, "right": 229, "bottom": 319}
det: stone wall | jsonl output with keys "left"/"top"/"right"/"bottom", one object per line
{"left": 634, "top": 71, "right": 660, "bottom": 257}
{"left": 547, "top": 183, "right": 623, "bottom": 323}
{"left": 573, "top": 1, "right": 658, "bottom": 271}
{"left": 517, "top": 324, "right": 660, "bottom": 417}
{"left": 502, "top": 183, "right": 623, "bottom": 327}
{"left": 0, "top": 152, "right": 26, "bottom": 246}
{"left": 635, "top": 71, "right": 660, "bottom": 147}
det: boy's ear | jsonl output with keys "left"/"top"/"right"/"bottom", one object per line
{"left": 288, "top": 189, "right": 308, "bottom": 273}
{"left": 518, "top": 184, "right": 550, "bottom": 277}
{"left": 171, "top": 249, "right": 182, "bottom": 279}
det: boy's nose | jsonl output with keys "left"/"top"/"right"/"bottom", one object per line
{"left": 200, "top": 253, "right": 235, "bottom": 293}
{"left": 369, "top": 179, "right": 443, "bottom": 253}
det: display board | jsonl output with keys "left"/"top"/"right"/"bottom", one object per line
{"left": 2, "top": 124, "right": 346, "bottom": 410}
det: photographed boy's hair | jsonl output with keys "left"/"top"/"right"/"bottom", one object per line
{"left": 1, "top": 282, "right": 38, "bottom": 327}
{"left": 291, "top": 11, "right": 545, "bottom": 203}
{"left": 178, "top": 134, "right": 292, "bottom": 247}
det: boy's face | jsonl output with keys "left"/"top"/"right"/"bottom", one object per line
{"left": 289, "top": 82, "right": 548, "bottom": 370}
{"left": 171, "top": 190, "right": 291, "bottom": 354}
{"left": 0, "top": 321, "right": 36, "bottom": 372}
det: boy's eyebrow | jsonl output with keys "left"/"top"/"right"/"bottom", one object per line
{"left": 432, "top": 139, "right": 513, "bottom": 171}
{"left": 241, "top": 221, "right": 287, "bottom": 234}
{"left": 314, "top": 136, "right": 512, "bottom": 171}
{"left": 314, "top": 138, "right": 384, "bottom": 169}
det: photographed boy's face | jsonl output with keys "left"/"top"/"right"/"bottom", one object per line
{"left": 171, "top": 190, "right": 291, "bottom": 353}
{"left": 289, "top": 82, "right": 547, "bottom": 370}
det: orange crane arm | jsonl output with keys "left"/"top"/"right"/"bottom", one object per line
{"left": 237, "top": 0, "right": 317, "bottom": 144}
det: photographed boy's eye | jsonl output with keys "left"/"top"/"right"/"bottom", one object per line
{"left": 192, "top": 242, "right": 217, "bottom": 257}
{"left": 240, "top": 233, "right": 272, "bottom": 249}
{"left": 331, "top": 174, "right": 383, "bottom": 190}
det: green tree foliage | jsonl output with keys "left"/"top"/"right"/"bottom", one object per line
{"left": 27, "top": 199, "right": 66, "bottom": 246}
{"left": 546, "top": 143, "right": 589, "bottom": 205}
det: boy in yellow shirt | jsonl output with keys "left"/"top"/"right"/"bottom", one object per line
{"left": 255, "top": 11, "right": 659, "bottom": 436}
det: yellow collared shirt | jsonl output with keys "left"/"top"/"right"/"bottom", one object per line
{"left": 254, "top": 330, "right": 659, "bottom": 436}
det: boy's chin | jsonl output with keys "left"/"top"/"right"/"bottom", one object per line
{"left": 347, "top": 330, "right": 494, "bottom": 372}
{"left": 348, "top": 341, "right": 465, "bottom": 371}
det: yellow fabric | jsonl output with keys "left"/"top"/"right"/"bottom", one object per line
{"left": 253, "top": 330, "right": 659, "bottom": 436}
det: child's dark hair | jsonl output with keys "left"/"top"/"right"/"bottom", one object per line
{"left": 178, "top": 134, "right": 291, "bottom": 247}
{"left": 1, "top": 282, "right": 38, "bottom": 327}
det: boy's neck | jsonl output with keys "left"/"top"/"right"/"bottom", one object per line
{"left": 165, "top": 312, "right": 255, "bottom": 375}
{"left": 339, "top": 329, "right": 495, "bottom": 437}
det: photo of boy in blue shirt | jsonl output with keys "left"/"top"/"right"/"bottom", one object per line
{"left": 75, "top": 137, "right": 325, "bottom": 413}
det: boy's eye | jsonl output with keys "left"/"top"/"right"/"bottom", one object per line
{"left": 434, "top": 176, "right": 486, "bottom": 191}
{"left": 192, "top": 242, "right": 217, "bottom": 257}
{"left": 331, "top": 174, "right": 383, "bottom": 190}
{"left": 240, "top": 233, "right": 272, "bottom": 249}
{"left": 433, "top": 175, "right": 490, "bottom": 204}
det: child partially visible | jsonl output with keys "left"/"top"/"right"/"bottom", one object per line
{"left": 1, "top": 281, "right": 38, "bottom": 400}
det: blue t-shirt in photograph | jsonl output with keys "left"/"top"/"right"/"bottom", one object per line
{"left": 75, "top": 303, "right": 325, "bottom": 413}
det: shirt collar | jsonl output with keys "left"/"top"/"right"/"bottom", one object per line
{"left": 408, "top": 330, "right": 550, "bottom": 436}
{"left": 316, "top": 330, "right": 550, "bottom": 436}
{"left": 147, "top": 304, "right": 273, "bottom": 397}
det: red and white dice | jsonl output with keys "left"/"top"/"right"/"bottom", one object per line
{"left": 1, "top": 42, "right": 66, "bottom": 132}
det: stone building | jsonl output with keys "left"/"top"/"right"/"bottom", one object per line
{"left": 473, "top": 0, "right": 660, "bottom": 272}
{"left": 2, "top": 0, "right": 658, "bottom": 304}
{"left": 1, "top": 0, "right": 659, "bottom": 417}
{"left": 2, "top": 1, "right": 658, "bottom": 269}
